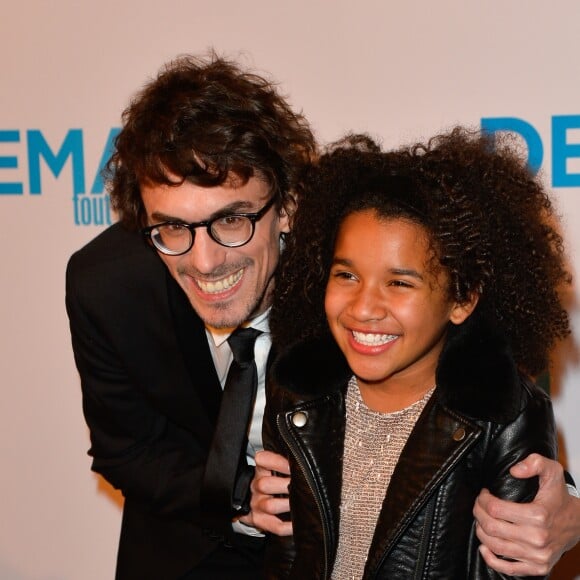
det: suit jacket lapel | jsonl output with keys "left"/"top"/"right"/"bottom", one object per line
{"left": 165, "top": 269, "right": 223, "bottom": 430}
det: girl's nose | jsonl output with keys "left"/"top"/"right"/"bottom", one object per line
{"left": 350, "top": 285, "right": 389, "bottom": 321}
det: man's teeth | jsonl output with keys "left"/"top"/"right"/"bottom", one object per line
{"left": 352, "top": 331, "right": 398, "bottom": 346}
{"left": 197, "top": 270, "right": 243, "bottom": 294}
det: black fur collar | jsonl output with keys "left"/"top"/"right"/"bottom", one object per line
{"left": 271, "top": 314, "right": 525, "bottom": 423}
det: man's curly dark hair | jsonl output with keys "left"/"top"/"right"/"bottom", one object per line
{"left": 106, "top": 51, "right": 317, "bottom": 230}
{"left": 270, "top": 127, "right": 571, "bottom": 377}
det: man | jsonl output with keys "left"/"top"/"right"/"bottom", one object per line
{"left": 66, "top": 52, "right": 579, "bottom": 579}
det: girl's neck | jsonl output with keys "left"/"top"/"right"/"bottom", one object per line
{"left": 357, "top": 379, "right": 436, "bottom": 413}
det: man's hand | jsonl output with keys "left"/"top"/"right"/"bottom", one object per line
{"left": 474, "top": 453, "right": 580, "bottom": 576}
{"left": 240, "top": 450, "right": 293, "bottom": 536}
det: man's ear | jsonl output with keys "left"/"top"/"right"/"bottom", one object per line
{"left": 449, "top": 292, "right": 479, "bottom": 325}
{"left": 280, "top": 193, "right": 298, "bottom": 234}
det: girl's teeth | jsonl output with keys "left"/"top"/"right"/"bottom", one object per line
{"left": 352, "top": 331, "right": 397, "bottom": 346}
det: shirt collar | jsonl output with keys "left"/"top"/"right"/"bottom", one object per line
{"left": 206, "top": 307, "right": 270, "bottom": 348}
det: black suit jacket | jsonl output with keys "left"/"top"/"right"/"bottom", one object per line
{"left": 66, "top": 223, "right": 232, "bottom": 579}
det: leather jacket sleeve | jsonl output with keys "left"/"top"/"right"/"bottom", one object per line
{"left": 466, "top": 379, "right": 557, "bottom": 580}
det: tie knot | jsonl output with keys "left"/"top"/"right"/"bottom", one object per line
{"left": 227, "top": 327, "right": 262, "bottom": 364}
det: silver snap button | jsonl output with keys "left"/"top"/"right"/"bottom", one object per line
{"left": 292, "top": 411, "right": 308, "bottom": 427}
{"left": 453, "top": 427, "right": 466, "bottom": 441}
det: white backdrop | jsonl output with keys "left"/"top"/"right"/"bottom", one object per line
{"left": 1, "top": 1, "right": 579, "bottom": 578}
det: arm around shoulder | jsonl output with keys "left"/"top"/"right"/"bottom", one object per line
{"left": 474, "top": 385, "right": 579, "bottom": 576}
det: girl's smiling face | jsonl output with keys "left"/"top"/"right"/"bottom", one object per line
{"left": 325, "top": 210, "right": 476, "bottom": 410}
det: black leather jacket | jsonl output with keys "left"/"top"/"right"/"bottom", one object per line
{"left": 263, "top": 318, "right": 557, "bottom": 579}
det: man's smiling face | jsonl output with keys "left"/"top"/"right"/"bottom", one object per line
{"left": 141, "top": 175, "right": 289, "bottom": 330}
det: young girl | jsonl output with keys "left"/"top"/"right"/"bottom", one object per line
{"left": 263, "top": 128, "right": 572, "bottom": 579}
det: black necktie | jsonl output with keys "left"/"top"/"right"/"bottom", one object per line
{"left": 201, "top": 327, "right": 262, "bottom": 530}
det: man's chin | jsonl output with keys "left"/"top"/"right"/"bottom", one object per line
{"left": 196, "top": 304, "right": 252, "bottom": 331}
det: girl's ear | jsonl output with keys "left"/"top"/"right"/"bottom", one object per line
{"left": 449, "top": 292, "right": 479, "bottom": 326}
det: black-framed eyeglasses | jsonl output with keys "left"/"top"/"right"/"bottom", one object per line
{"left": 141, "top": 197, "right": 276, "bottom": 256}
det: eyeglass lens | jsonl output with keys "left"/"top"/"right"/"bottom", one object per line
{"left": 151, "top": 215, "right": 255, "bottom": 254}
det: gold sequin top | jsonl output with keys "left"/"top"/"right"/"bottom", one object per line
{"left": 331, "top": 377, "right": 435, "bottom": 580}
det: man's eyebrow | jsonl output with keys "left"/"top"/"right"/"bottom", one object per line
{"left": 150, "top": 211, "right": 184, "bottom": 223}
{"left": 150, "top": 201, "right": 258, "bottom": 224}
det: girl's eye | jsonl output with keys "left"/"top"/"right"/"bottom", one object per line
{"left": 331, "top": 270, "right": 356, "bottom": 281}
{"left": 389, "top": 280, "right": 413, "bottom": 288}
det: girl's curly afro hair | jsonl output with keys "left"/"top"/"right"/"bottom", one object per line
{"left": 271, "top": 127, "right": 571, "bottom": 377}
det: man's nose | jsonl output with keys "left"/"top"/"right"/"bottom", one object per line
{"left": 185, "top": 227, "right": 228, "bottom": 273}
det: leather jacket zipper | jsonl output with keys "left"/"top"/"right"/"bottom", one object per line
{"left": 277, "top": 412, "right": 332, "bottom": 579}
{"left": 412, "top": 493, "right": 436, "bottom": 579}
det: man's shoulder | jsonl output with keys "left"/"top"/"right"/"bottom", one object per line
{"left": 67, "top": 222, "right": 162, "bottom": 277}
{"left": 66, "top": 222, "right": 166, "bottom": 305}
{"left": 68, "top": 222, "right": 147, "bottom": 265}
